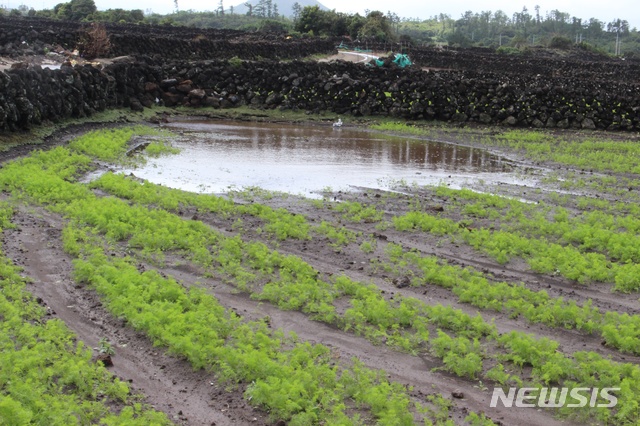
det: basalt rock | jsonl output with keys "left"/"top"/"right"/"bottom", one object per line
{"left": 2, "top": 18, "right": 640, "bottom": 132}
{"left": 0, "top": 16, "right": 337, "bottom": 61}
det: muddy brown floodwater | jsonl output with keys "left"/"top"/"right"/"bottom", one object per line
{"left": 120, "top": 120, "right": 536, "bottom": 196}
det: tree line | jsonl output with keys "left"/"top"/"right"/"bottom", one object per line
{"left": 421, "top": 7, "right": 638, "bottom": 56}
{"left": 2, "top": 1, "right": 638, "bottom": 56}
{"left": 1, "top": 0, "right": 145, "bottom": 23}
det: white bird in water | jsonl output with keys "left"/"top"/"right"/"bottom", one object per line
{"left": 333, "top": 118, "right": 343, "bottom": 128}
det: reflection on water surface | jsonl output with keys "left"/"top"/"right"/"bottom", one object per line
{"left": 121, "top": 120, "right": 533, "bottom": 195}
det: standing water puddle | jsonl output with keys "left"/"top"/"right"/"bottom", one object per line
{"left": 122, "top": 120, "right": 535, "bottom": 195}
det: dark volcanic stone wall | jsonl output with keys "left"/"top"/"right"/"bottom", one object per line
{"left": 408, "top": 47, "right": 640, "bottom": 83}
{"left": 0, "top": 64, "right": 115, "bottom": 130}
{"left": 346, "top": 41, "right": 640, "bottom": 82}
{"left": 0, "top": 17, "right": 80, "bottom": 54}
{"left": 2, "top": 17, "right": 640, "bottom": 132}
{"left": 0, "top": 17, "right": 336, "bottom": 60}
{"left": 105, "top": 33, "right": 335, "bottom": 61}
{"left": 2, "top": 58, "right": 640, "bottom": 132}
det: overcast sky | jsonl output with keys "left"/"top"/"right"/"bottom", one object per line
{"left": 6, "top": 0, "right": 640, "bottom": 29}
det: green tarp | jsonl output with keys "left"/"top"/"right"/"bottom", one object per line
{"left": 373, "top": 53, "right": 412, "bottom": 68}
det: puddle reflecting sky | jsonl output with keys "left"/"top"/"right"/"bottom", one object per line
{"left": 121, "top": 120, "right": 536, "bottom": 196}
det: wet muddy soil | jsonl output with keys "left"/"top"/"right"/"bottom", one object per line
{"left": 5, "top": 117, "right": 635, "bottom": 425}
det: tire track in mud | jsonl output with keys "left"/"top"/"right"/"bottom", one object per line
{"left": 241, "top": 191, "right": 640, "bottom": 325}
{"left": 253, "top": 234, "right": 640, "bottom": 365}
{"left": 184, "top": 204, "right": 640, "bottom": 365}
{"left": 367, "top": 221, "right": 635, "bottom": 314}
{"left": 7, "top": 178, "right": 618, "bottom": 426}
{"left": 391, "top": 231, "right": 639, "bottom": 313}
{"left": 153, "top": 260, "right": 571, "bottom": 426}
{"left": 147, "top": 211, "right": 586, "bottom": 426}
{"left": 3, "top": 206, "right": 265, "bottom": 426}
{"left": 2, "top": 202, "right": 571, "bottom": 426}
{"left": 253, "top": 191, "right": 638, "bottom": 316}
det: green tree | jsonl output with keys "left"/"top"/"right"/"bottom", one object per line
{"left": 293, "top": 7, "right": 350, "bottom": 37}
{"left": 54, "top": 0, "right": 96, "bottom": 20}
{"left": 265, "top": 0, "right": 272, "bottom": 18}
{"left": 586, "top": 18, "right": 604, "bottom": 39}
{"left": 295, "top": 6, "right": 326, "bottom": 35}
{"left": 512, "top": 6, "right": 531, "bottom": 37}
{"left": 448, "top": 30, "right": 472, "bottom": 47}
{"left": 347, "top": 13, "right": 365, "bottom": 38}
{"left": 53, "top": 2, "right": 71, "bottom": 19}
{"left": 94, "top": 8, "right": 144, "bottom": 23}
{"left": 291, "top": 2, "right": 301, "bottom": 21}
{"left": 358, "top": 10, "right": 394, "bottom": 42}
{"left": 607, "top": 18, "right": 629, "bottom": 36}
{"left": 253, "top": 1, "right": 263, "bottom": 17}
{"left": 258, "top": 19, "right": 288, "bottom": 33}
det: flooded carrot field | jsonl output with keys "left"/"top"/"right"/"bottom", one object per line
{"left": 2, "top": 120, "right": 639, "bottom": 426}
